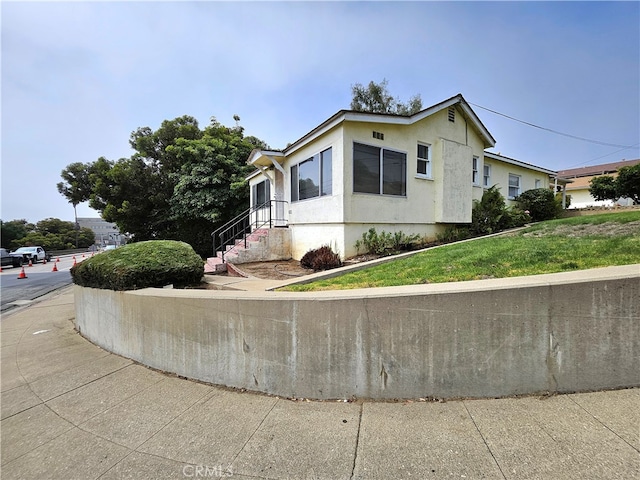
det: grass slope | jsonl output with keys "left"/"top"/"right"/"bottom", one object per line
{"left": 286, "top": 211, "right": 640, "bottom": 291}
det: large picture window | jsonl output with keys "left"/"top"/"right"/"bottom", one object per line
{"left": 291, "top": 147, "right": 332, "bottom": 202}
{"left": 354, "top": 142, "right": 406, "bottom": 196}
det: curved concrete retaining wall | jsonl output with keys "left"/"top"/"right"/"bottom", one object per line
{"left": 74, "top": 265, "right": 640, "bottom": 400}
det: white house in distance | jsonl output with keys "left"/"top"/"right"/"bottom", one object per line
{"left": 224, "top": 94, "right": 563, "bottom": 263}
{"left": 557, "top": 159, "right": 640, "bottom": 209}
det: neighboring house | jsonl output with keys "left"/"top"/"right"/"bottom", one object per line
{"left": 230, "top": 94, "right": 563, "bottom": 262}
{"left": 557, "top": 159, "right": 640, "bottom": 209}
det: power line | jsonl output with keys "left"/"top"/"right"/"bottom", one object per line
{"left": 561, "top": 143, "right": 640, "bottom": 170}
{"left": 469, "top": 102, "right": 635, "bottom": 149}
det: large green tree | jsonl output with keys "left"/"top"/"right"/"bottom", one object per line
{"left": 350, "top": 79, "right": 422, "bottom": 115}
{"left": 61, "top": 116, "right": 267, "bottom": 256}
{"left": 589, "top": 164, "right": 640, "bottom": 204}
{"left": 3, "top": 218, "right": 95, "bottom": 250}
{"left": 615, "top": 164, "right": 640, "bottom": 204}
{"left": 0, "top": 219, "right": 34, "bottom": 249}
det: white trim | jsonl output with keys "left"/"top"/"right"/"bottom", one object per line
{"left": 472, "top": 156, "right": 480, "bottom": 186}
{"left": 508, "top": 173, "right": 522, "bottom": 199}
{"left": 284, "top": 94, "right": 496, "bottom": 157}
{"left": 417, "top": 141, "right": 432, "bottom": 178}
{"left": 485, "top": 151, "right": 556, "bottom": 176}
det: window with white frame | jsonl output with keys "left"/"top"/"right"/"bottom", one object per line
{"left": 472, "top": 156, "right": 480, "bottom": 185}
{"left": 353, "top": 142, "right": 406, "bottom": 196}
{"left": 483, "top": 164, "right": 491, "bottom": 187}
{"left": 508, "top": 174, "right": 521, "bottom": 199}
{"left": 535, "top": 179, "right": 542, "bottom": 189}
{"left": 291, "top": 147, "right": 332, "bottom": 202}
{"left": 417, "top": 143, "right": 431, "bottom": 178}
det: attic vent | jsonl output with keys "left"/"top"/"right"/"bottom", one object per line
{"left": 448, "top": 106, "right": 455, "bottom": 122}
{"left": 373, "top": 131, "right": 384, "bottom": 140}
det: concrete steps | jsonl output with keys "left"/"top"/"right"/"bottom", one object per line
{"left": 205, "top": 229, "right": 270, "bottom": 274}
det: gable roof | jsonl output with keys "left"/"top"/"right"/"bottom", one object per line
{"left": 281, "top": 93, "right": 496, "bottom": 156}
{"left": 557, "top": 159, "right": 640, "bottom": 178}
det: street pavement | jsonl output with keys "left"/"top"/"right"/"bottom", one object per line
{"left": 1, "top": 287, "right": 638, "bottom": 479}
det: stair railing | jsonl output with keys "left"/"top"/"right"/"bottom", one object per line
{"left": 211, "top": 200, "right": 288, "bottom": 262}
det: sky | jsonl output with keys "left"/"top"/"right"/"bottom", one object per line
{"left": 2, "top": 1, "right": 639, "bottom": 224}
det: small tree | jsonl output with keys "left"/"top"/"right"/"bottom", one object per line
{"left": 515, "top": 188, "right": 561, "bottom": 221}
{"left": 615, "top": 164, "right": 640, "bottom": 204}
{"left": 470, "top": 186, "right": 511, "bottom": 234}
{"left": 589, "top": 175, "right": 618, "bottom": 202}
{"left": 350, "top": 79, "right": 422, "bottom": 115}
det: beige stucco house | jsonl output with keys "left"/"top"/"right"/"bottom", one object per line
{"left": 557, "top": 159, "right": 640, "bottom": 209}
{"left": 234, "top": 94, "right": 560, "bottom": 261}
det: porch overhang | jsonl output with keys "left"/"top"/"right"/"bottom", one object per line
{"left": 247, "top": 149, "right": 286, "bottom": 175}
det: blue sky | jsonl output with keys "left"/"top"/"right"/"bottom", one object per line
{"left": 2, "top": 1, "right": 639, "bottom": 223}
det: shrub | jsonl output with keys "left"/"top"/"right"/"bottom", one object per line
{"left": 355, "top": 227, "right": 420, "bottom": 255}
{"left": 436, "top": 226, "right": 471, "bottom": 243}
{"left": 515, "top": 188, "right": 562, "bottom": 221}
{"left": 300, "top": 245, "right": 342, "bottom": 271}
{"left": 71, "top": 240, "right": 203, "bottom": 291}
{"left": 470, "top": 186, "right": 512, "bottom": 234}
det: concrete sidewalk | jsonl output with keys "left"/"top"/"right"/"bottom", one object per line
{"left": 1, "top": 288, "right": 638, "bottom": 480}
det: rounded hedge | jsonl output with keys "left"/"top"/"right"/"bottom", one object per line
{"left": 71, "top": 240, "right": 204, "bottom": 291}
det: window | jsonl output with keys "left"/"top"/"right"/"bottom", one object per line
{"left": 483, "top": 164, "right": 491, "bottom": 187}
{"left": 472, "top": 156, "right": 480, "bottom": 185}
{"left": 508, "top": 174, "right": 521, "bottom": 199}
{"left": 354, "top": 142, "right": 406, "bottom": 196}
{"left": 535, "top": 179, "right": 542, "bottom": 189}
{"left": 291, "top": 147, "right": 332, "bottom": 202}
{"left": 417, "top": 143, "right": 431, "bottom": 178}
{"left": 252, "top": 179, "right": 270, "bottom": 207}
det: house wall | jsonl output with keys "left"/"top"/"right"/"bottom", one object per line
{"left": 333, "top": 107, "right": 487, "bottom": 257}
{"left": 483, "top": 159, "right": 550, "bottom": 204}
{"left": 245, "top": 107, "right": 555, "bottom": 261}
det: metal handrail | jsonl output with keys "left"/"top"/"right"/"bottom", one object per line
{"left": 211, "top": 200, "right": 288, "bottom": 261}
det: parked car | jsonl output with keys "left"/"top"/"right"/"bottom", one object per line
{"left": 1, "top": 248, "right": 23, "bottom": 268}
{"left": 10, "top": 246, "right": 51, "bottom": 264}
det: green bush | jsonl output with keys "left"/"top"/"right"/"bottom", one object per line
{"left": 515, "top": 188, "right": 562, "bottom": 221}
{"left": 70, "top": 240, "right": 203, "bottom": 291}
{"left": 436, "top": 226, "right": 471, "bottom": 243}
{"left": 470, "top": 186, "right": 513, "bottom": 234}
{"left": 355, "top": 227, "right": 420, "bottom": 255}
{"left": 300, "top": 245, "right": 342, "bottom": 271}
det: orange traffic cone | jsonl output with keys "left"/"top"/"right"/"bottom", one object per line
{"left": 0, "top": 265, "right": 3, "bottom": 272}
{"left": 82, "top": 254, "right": 85, "bottom": 258}
{"left": 56, "top": 257, "right": 60, "bottom": 263}
{"left": 28, "top": 259, "right": 33, "bottom": 267}
{"left": 17, "top": 266, "right": 27, "bottom": 279}
{"left": 51, "top": 262, "right": 58, "bottom": 272}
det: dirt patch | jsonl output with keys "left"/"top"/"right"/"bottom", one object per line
{"left": 523, "top": 220, "right": 640, "bottom": 238}
{"left": 231, "top": 260, "right": 314, "bottom": 280}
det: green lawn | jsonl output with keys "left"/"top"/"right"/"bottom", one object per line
{"left": 284, "top": 211, "right": 640, "bottom": 291}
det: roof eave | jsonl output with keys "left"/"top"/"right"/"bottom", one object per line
{"left": 284, "top": 94, "right": 497, "bottom": 155}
